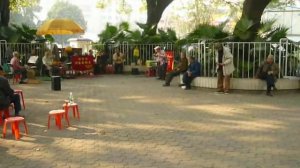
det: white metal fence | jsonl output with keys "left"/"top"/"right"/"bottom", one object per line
{"left": 91, "top": 42, "right": 178, "bottom": 65}
{"left": 1, "top": 39, "right": 299, "bottom": 79}
{"left": 188, "top": 39, "right": 300, "bottom": 78}
{"left": 0, "top": 41, "right": 47, "bottom": 66}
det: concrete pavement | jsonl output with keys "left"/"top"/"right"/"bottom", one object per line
{"left": 1, "top": 75, "right": 300, "bottom": 168}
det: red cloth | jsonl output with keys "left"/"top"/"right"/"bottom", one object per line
{"left": 71, "top": 56, "right": 94, "bottom": 71}
{"left": 166, "top": 51, "right": 174, "bottom": 72}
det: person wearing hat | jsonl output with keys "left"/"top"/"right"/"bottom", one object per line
{"left": 215, "top": 43, "right": 235, "bottom": 94}
{"left": 180, "top": 56, "right": 201, "bottom": 90}
{"left": 256, "top": 54, "right": 279, "bottom": 96}
{"left": 154, "top": 46, "right": 167, "bottom": 80}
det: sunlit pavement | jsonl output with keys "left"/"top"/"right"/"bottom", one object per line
{"left": 1, "top": 75, "right": 300, "bottom": 168}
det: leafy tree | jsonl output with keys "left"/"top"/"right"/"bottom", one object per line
{"left": 10, "top": 5, "right": 41, "bottom": 28}
{"left": 233, "top": 0, "right": 295, "bottom": 41}
{"left": 0, "top": 0, "right": 39, "bottom": 27}
{"left": 10, "top": 0, "right": 39, "bottom": 12}
{"left": 46, "top": 0, "right": 87, "bottom": 44}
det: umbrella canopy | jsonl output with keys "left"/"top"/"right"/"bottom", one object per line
{"left": 36, "top": 18, "right": 84, "bottom": 35}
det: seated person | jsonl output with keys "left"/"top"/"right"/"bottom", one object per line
{"left": 0, "top": 70, "right": 22, "bottom": 116}
{"left": 42, "top": 50, "right": 54, "bottom": 76}
{"left": 113, "top": 49, "right": 125, "bottom": 74}
{"left": 10, "top": 51, "right": 28, "bottom": 84}
{"left": 163, "top": 52, "right": 188, "bottom": 86}
{"left": 256, "top": 54, "right": 279, "bottom": 96}
{"left": 180, "top": 56, "right": 201, "bottom": 90}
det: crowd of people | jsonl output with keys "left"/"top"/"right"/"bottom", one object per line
{"left": 0, "top": 44, "right": 280, "bottom": 96}
{"left": 155, "top": 44, "right": 279, "bottom": 95}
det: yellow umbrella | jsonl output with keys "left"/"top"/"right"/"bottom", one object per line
{"left": 36, "top": 18, "right": 84, "bottom": 35}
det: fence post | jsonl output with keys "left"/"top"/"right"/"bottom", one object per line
{"left": 0, "top": 40, "right": 7, "bottom": 65}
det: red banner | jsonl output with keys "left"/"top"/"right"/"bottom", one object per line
{"left": 71, "top": 56, "right": 94, "bottom": 71}
{"left": 166, "top": 51, "right": 174, "bottom": 72}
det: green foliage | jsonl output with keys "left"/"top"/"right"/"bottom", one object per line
{"left": 233, "top": 18, "right": 254, "bottom": 41}
{"left": 182, "top": 24, "right": 229, "bottom": 43}
{"left": 97, "top": 21, "right": 178, "bottom": 44}
{"left": 257, "top": 19, "right": 288, "bottom": 42}
{"left": 0, "top": 24, "right": 53, "bottom": 43}
{"left": 98, "top": 23, "right": 119, "bottom": 43}
{"left": 11, "top": 24, "right": 37, "bottom": 43}
{"left": 10, "top": 0, "right": 39, "bottom": 12}
{"left": 10, "top": 5, "right": 41, "bottom": 28}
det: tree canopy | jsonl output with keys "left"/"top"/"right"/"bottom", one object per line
{"left": 46, "top": 1, "right": 87, "bottom": 44}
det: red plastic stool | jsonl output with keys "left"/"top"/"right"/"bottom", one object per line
{"left": 106, "top": 64, "right": 114, "bottom": 74}
{"left": 13, "top": 74, "right": 21, "bottom": 84}
{"left": 3, "top": 116, "right": 28, "bottom": 140}
{"left": 63, "top": 102, "right": 80, "bottom": 121}
{"left": 145, "top": 68, "right": 156, "bottom": 77}
{"left": 0, "top": 108, "right": 10, "bottom": 125}
{"left": 48, "top": 110, "right": 69, "bottom": 129}
{"left": 14, "top": 89, "right": 25, "bottom": 110}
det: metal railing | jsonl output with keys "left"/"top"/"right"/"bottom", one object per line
{"left": 0, "top": 42, "right": 47, "bottom": 65}
{"left": 187, "top": 39, "right": 300, "bottom": 78}
{"left": 91, "top": 42, "right": 179, "bottom": 65}
{"left": 1, "top": 40, "right": 299, "bottom": 79}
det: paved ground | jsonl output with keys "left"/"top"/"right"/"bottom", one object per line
{"left": 1, "top": 75, "right": 300, "bottom": 168}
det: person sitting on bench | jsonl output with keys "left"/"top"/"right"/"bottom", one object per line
{"left": 163, "top": 51, "right": 188, "bottom": 86}
{"left": 180, "top": 56, "right": 201, "bottom": 90}
{"left": 256, "top": 54, "right": 279, "bottom": 96}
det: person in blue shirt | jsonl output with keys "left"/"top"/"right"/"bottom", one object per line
{"left": 181, "top": 56, "right": 201, "bottom": 90}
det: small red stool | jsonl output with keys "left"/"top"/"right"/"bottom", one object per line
{"left": 14, "top": 89, "right": 25, "bottom": 110}
{"left": 48, "top": 110, "right": 69, "bottom": 129}
{"left": 13, "top": 74, "right": 21, "bottom": 84}
{"left": 3, "top": 116, "right": 28, "bottom": 140}
{"left": 106, "top": 64, "right": 114, "bottom": 74}
{"left": 63, "top": 102, "right": 80, "bottom": 121}
{"left": 145, "top": 67, "right": 156, "bottom": 77}
{"left": 0, "top": 108, "right": 10, "bottom": 125}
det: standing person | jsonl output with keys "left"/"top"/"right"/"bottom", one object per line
{"left": 113, "top": 48, "right": 125, "bottom": 74}
{"left": 256, "top": 54, "right": 279, "bottom": 96}
{"left": 10, "top": 51, "right": 28, "bottom": 84}
{"left": 154, "top": 46, "right": 167, "bottom": 80}
{"left": 0, "top": 71, "right": 22, "bottom": 116}
{"left": 215, "top": 43, "right": 235, "bottom": 94}
{"left": 133, "top": 46, "right": 140, "bottom": 65}
{"left": 100, "top": 51, "right": 109, "bottom": 74}
{"left": 163, "top": 52, "right": 188, "bottom": 86}
{"left": 88, "top": 49, "right": 94, "bottom": 57}
{"left": 181, "top": 56, "right": 201, "bottom": 90}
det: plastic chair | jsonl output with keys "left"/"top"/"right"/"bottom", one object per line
{"left": 13, "top": 74, "right": 21, "bottom": 84}
{"left": 48, "top": 109, "right": 69, "bottom": 129}
{"left": 0, "top": 108, "right": 10, "bottom": 125}
{"left": 2, "top": 63, "right": 13, "bottom": 81}
{"left": 63, "top": 102, "right": 80, "bottom": 121}
{"left": 3, "top": 116, "right": 28, "bottom": 140}
{"left": 14, "top": 89, "right": 25, "bottom": 110}
{"left": 105, "top": 64, "right": 114, "bottom": 74}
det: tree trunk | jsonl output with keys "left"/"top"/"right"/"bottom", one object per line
{"left": 233, "top": 0, "right": 271, "bottom": 41}
{"left": 146, "top": 0, "right": 173, "bottom": 34}
{"left": 0, "top": 0, "right": 10, "bottom": 26}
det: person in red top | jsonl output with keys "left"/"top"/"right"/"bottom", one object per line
{"left": 10, "top": 51, "right": 27, "bottom": 84}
